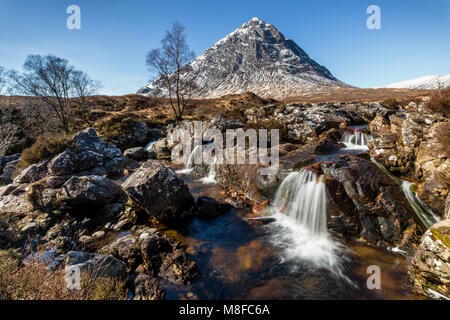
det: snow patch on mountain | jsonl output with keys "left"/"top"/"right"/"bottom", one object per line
{"left": 383, "top": 74, "right": 450, "bottom": 90}
{"left": 138, "top": 17, "right": 349, "bottom": 99}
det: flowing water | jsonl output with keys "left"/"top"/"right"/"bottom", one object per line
{"left": 371, "top": 158, "right": 440, "bottom": 229}
{"left": 161, "top": 128, "right": 426, "bottom": 300}
{"left": 341, "top": 131, "right": 373, "bottom": 150}
{"left": 265, "top": 170, "right": 351, "bottom": 280}
{"left": 198, "top": 156, "right": 217, "bottom": 185}
{"left": 176, "top": 145, "right": 203, "bottom": 174}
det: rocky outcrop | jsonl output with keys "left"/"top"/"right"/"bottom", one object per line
{"left": 57, "top": 175, "right": 125, "bottom": 208}
{"left": 320, "top": 155, "right": 419, "bottom": 251}
{"left": 121, "top": 160, "right": 194, "bottom": 224}
{"left": 368, "top": 112, "right": 449, "bottom": 217}
{"left": 409, "top": 219, "right": 450, "bottom": 299}
{"left": 14, "top": 128, "right": 129, "bottom": 184}
{"left": 415, "top": 122, "right": 450, "bottom": 215}
{"left": 273, "top": 104, "right": 349, "bottom": 144}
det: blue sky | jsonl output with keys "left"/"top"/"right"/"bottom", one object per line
{"left": 0, "top": 0, "right": 449, "bottom": 95}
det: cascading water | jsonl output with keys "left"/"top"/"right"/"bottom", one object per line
{"left": 341, "top": 131, "right": 373, "bottom": 150}
{"left": 199, "top": 156, "right": 217, "bottom": 184}
{"left": 371, "top": 158, "right": 440, "bottom": 229}
{"left": 176, "top": 145, "right": 203, "bottom": 174}
{"left": 267, "top": 169, "right": 351, "bottom": 277}
{"left": 271, "top": 170, "right": 327, "bottom": 235}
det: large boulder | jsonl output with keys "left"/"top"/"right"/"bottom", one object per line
{"left": 15, "top": 128, "right": 125, "bottom": 184}
{"left": 121, "top": 160, "right": 194, "bottom": 223}
{"left": 409, "top": 219, "right": 450, "bottom": 299}
{"left": 57, "top": 175, "right": 125, "bottom": 208}
{"left": 140, "top": 232, "right": 198, "bottom": 284}
{"left": 320, "top": 155, "right": 419, "bottom": 251}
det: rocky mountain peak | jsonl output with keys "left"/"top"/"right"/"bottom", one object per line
{"left": 138, "top": 18, "right": 349, "bottom": 99}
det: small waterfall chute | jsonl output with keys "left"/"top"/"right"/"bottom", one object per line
{"left": 341, "top": 131, "right": 373, "bottom": 150}
{"left": 271, "top": 170, "right": 327, "bottom": 235}
{"left": 371, "top": 158, "right": 440, "bottom": 229}
{"left": 267, "top": 169, "right": 351, "bottom": 276}
{"left": 198, "top": 156, "right": 217, "bottom": 185}
{"left": 176, "top": 145, "right": 203, "bottom": 174}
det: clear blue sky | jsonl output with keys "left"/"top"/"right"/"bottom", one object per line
{"left": 0, "top": 0, "right": 449, "bottom": 95}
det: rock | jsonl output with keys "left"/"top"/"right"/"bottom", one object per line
{"left": 15, "top": 128, "right": 126, "bottom": 184}
{"left": 64, "top": 251, "right": 126, "bottom": 287}
{"left": 108, "top": 121, "right": 160, "bottom": 150}
{"left": 100, "top": 233, "right": 141, "bottom": 271}
{"left": 273, "top": 104, "right": 350, "bottom": 144}
{"left": 122, "top": 160, "right": 194, "bottom": 224}
{"left": 139, "top": 233, "right": 198, "bottom": 284}
{"left": 20, "top": 221, "right": 40, "bottom": 234}
{"left": 445, "top": 194, "right": 450, "bottom": 220}
{"left": 0, "top": 159, "right": 19, "bottom": 185}
{"left": 73, "top": 128, "right": 122, "bottom": 159}
{"left": 320, "top": 155, "right": 419, "bottom": 251}
{"left": 124, "top": 147, "right": 145, "bottom": 160}
{"left": 104, "top": 156, "right": 140, "bottom": 178}
{"left": 196, "top": 196, "right": 231, "bottom": 219}
{"left": 14, "top": 160, "right": 50, "bottom": 184}
{"left": 145, "top": 139, "right": 171, "bottom": 159}
{"left": 415, "top": 122, "right": 450, "bottom": 216}
{"left": 409, "top": 219, "right": 450, "bottom": 299}
{"left": 134, "top": 273, "right": 166, "bottom": 300}
{"left": 57, "top": 175, "right": 125, "bottom": 208}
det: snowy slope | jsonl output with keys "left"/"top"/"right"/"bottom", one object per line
{"left": 138, "top": 17, "right": 349, "bottom": 99}
{"left": 384, "top": 74, "right": 450, "bottom": 90}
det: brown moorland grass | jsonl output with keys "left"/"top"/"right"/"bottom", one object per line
{"left": 0, "top": 249, "right": 128, "bottom": 300}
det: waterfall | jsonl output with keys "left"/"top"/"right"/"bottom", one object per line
{"left": 371, "top": 158, "right": 440, "bottom": 229}
{"left": 176, "top": 145, "right": 203, "bottom": 174}
{"left": 271, "top": 170, "right": 327, "bottom": 235}
{"left": 402, "top": 181, "right": 440, "bottom": 229}
{"left": 267, "top": 169, "right": 351, "bottom": 276}
{"left": 341, "top": 131, "right": 373, "bottom": 150}
{"left": 199, "top": 156, "right": 217, "bottom": 185}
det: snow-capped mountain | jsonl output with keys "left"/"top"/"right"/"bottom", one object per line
{"left": 383, "top": 74, "right": 450, "bottom": 90}
{"left": 138, "top": 17, "right": 349, "bottom": 99}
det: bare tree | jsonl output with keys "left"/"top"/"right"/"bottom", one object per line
{"left": 0, "top": 66, "right": 7, "bottom": 94}
{"left": 0, "top": 66, "right": 18, "bottom": 155}
{"left": 146, "top": 22, "right": 197, "bottom": 121}
{"left": 8, "top": 55, "right": 100, "bottom": 134}
{"left": 71, "top": 70, "right": 101, "bottom": 124}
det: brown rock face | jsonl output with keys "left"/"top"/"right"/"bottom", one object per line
{"left": 320, "top": 155, "right": 419, "bottom": 251}
{"left": 121, "top": 160, "right": 194, "bottom": 224}
{"left": 409, "top": 219, "right": 450, "bottom": 299}
{"left": 415, "top": 122, "right": 450, "bottom": 215}
{"left": 368, "top": 113, "right": 449, "bottom": 217}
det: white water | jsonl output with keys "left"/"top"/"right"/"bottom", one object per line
{"left": 198, "top": 156, "right": 217, "bottom": 184}
{"left": 144, "top": 140, "right": 157, "bottom": 151}
{"left": 176, "top": 145, "right": 203, "bottom": 174}
{"left": 401, "top": 181, "right": 440, "bottom": 229}
{"left": 267, "top": 170, "right": 351, "bottom": 277}
{"left": 341, "top": 131, "right": 373, "bottom": 150}
{"left": 371, "top": 158, "right": 440, "bottom": 229}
